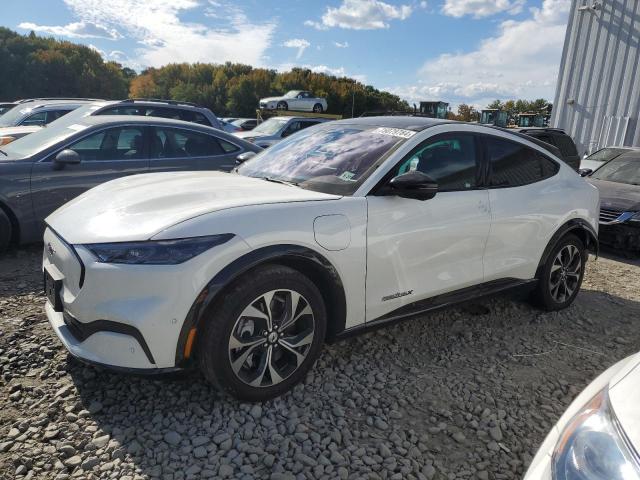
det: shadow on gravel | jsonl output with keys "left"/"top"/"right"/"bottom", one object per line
{"left": 0, "top": 244, "right": 43, "bottom": 299}
{"left": 598, "top": 246, "right": 640, "bottom": 267}
{"left": 56, "top": 286, "right": 640, "bottom": 480}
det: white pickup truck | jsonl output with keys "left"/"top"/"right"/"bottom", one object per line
{"left": 259, "top": 90, "right": 328, "bottom": 113}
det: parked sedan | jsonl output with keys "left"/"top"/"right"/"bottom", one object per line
{"left": 259, "top": 91, "right": 328, "bottom": 113}
{"left": 580, "top": 146, "right": 639, "bottom": 172}
{"left": 234, "top": 116, "right": 331, "bottom": 148}
{"left": 524, "top": 351, "right": 640, "bottom": 479}
{"left": 43, "top": 116, "right": 598, "bottom": 401}
{"left": 586, "top": 150, "right": 640, "bottom": 253}
{"left": 0, "top": 115, "right": 261, "bottom": 251}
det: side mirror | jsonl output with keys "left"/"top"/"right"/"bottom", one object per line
{"left": 53, "top": 149, "right": 81, "bottom": 170}
{"left": 579, "top": 168, "right": 593, "bottom": 177}
{"left": 385, "top": 171, "right": 438, "bottom": 201}
{"left": 236, "top": 151, "right": 257, "bottom": 165}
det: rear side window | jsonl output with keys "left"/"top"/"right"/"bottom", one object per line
{"left": 150, "top": 127, "right": 226, "bottom": 158}
{"left": 20, "top": 111, "right": 47, "bottom": 126}
{"left": 67, "top": 126, "right": 146, "bottom": 161}
{"left": 486, "top": 136, "right": 558, "bottom": 188}
{"left": 554, "top": 134, "right": 578, "bottom": 156}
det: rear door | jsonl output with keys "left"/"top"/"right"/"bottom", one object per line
{"left": 30, "top": 125, "right": 149, "bottom": 226}
{"left": 481, "top": 134, "right": 562, "bottom": 281}
{"left": 147, "top": 126, "right": 241, "bottom": 172}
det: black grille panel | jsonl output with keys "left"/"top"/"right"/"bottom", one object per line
{"left": 599, "top": 208, "right": 624, "bottom": 223}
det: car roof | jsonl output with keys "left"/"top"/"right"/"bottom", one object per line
{"left": 73, "top": 115, "right": 215, "bottom": 129}
{"left": 334, "top": 115, "right": 451, "bottom": 131}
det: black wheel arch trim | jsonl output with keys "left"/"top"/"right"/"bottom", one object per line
{"left": 536, "top": 218, "right": 598, "bottom": 277}
{"left": 175, "top": 244, "right": 347, "bottom": 366}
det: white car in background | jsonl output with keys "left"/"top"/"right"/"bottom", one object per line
{"left": 43, "top": 117, "right": 598, "bottom": 402}
{"left": 233, "top": 116, "right": 330, "bottom": 148}
{"left": 525, "top": 352, "right": 640, "bottom": 479}
{"left": 259, "top": 90, "right": 328, "bottom": 113}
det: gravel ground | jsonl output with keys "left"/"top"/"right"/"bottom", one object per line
{"left": 1, "top": 246, "right": 640, "bottom": 480}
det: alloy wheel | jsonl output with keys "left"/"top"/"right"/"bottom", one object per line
{"left": 228, "top": 289, "right": 315, "bottom": 388}
{"left": 549, "top": 245, "right": 582, "bottom": 303}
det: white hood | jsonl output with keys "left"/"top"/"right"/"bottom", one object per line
{"left": 46, "top": 171, "right": 339, "bottom": 244}
{"left": 261, "top": 96, "right": 282, "bottom": 103}
{"left": 234, "top": 130, "right": 267, "bottom": 140}
{"left": 609, "top": 353, "right": 640, "bottom": 455}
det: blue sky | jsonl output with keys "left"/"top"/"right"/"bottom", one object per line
{"left": 4, "top": 0, "right": 571, "bottom": 108}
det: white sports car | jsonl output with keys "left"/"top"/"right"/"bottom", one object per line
{"left": 43, "top": 117, "right": 599, "bottom": 401}
{"left": 259, "top": 90, "right": 328, "bottom": 113}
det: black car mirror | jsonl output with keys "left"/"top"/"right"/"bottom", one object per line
{"left": 236, "top": 151, "right": 257, "bottom": 165}
{"left": 53, "top": 149, "right": 81, "bottom": 170}
{"left": 385, "top": 171, "right": 438, "bottom": 201}
{"left": 579, "top": 168, "right": 593, "bottom": 177}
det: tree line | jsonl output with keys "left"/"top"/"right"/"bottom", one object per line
{"left": 447, "top": 99, "right": 552, "bottom": 123}
{"left": 0, "top": 27, "right": 409, "bottom": 118}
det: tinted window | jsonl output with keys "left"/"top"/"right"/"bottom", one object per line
{"left": 553, "top": 134, "right": 578, "bottom": 156}
{"left": 486, "top": 136, "right": 558, "bottom": 187}
{"left": 393, "top": 134, "right": 478, "bottom": 191}
{"left": 150, "top": 127, "right": 225, "bottom": 158}
{"left": 20, "top": 111, "right": 47, "bottom": 126}
{"left": 67, "top": 126, "right": 146, "bottom": 161}
{"left": 46, "top": 110, "right": 70, "bottom": 124}
{"left": 282, "top": 121, "right": 302, "bottom": 137}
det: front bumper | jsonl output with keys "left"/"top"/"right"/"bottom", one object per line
{"left": 42, "top": 227, "right": 251, "bottom": 370}
{"left": 599, "top": 222, "right": 640, "bottom": 252}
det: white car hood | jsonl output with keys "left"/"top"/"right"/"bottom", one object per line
{"left": 234, "top": 131, "right": 268, "bottom": 140}
{"left": 261, "top": 96, "right": 283, "bottom": 102}
{"left": 46, "top": 171, "right": 340, "bottom": 244}
{"left": 609, "top": 353, "right": 640, "bottom": 455}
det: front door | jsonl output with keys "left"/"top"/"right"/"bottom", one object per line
{"left": 30, "top": 125, "right": 149, "bottom": 228}
{"left": 365, "top": 132, "right": 491, "bottom": 321}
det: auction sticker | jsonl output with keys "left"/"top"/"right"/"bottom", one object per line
{"left": 372, "top": 127, "right": 416, "bottom": 139}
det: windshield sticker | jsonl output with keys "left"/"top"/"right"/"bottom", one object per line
{"left": 67, "top": 124, "right": 89, "bottom": 132}
{"left": 339, "top": 171, "right": 356, "bottom": 181}
{"left": 372, "top": 127, "right": 416, "bottom": 139}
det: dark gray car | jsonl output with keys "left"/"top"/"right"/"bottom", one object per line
{"left": 0, "top": 115, "right": 261, "bottom": 250}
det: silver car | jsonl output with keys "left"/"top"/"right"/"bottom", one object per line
{"left": 259, "top": 91, "right": 328, "bottom": 113}
{"left": 0, "top": 98, "right": 98, "bottom": 128}
{"left": 233, "top": 116, "right": 331, "bottom": 148}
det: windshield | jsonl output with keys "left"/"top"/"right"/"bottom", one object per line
{"left": 253, "top": 118, "right": 288, "bottom": 135}
{"left": 590, "top": 155, "right": 640, "bottom": 185}
{"left": 2, "top": 114, "right": 90, "bottom": 158}
{"left": 586, "top": 147, "right": 628, "bottom": 164}
{"left": 237, "top": 123, "right": 411, "bottom": 195}
{"left": 0, "top": 105, "right": 32, "bottom": 127}
{"left": 284, "top": 91, "right": 299, "bottom": 99}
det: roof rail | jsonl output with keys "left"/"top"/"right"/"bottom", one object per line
{"left": 122, "top": 98, "right": 202, "bottom": 108}
{"left": 15, "top": 98, "right": 103, "bottom": 103}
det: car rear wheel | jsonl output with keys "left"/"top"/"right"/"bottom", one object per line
{"left": 312, "top": 103, "right": 323, "bottom": 113}
{"left": 0, "top": 209, "right": 11, "bottom": 253}
{"left": 533, "top": 234, "right": 586, "bottom": 311}
{"left": 276, "top": 101, "right": 288, "bottom": 111}
{"left": 198, "top": 265, "right": 326, "bottom": 401}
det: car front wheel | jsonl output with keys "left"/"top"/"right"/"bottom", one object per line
{"left": 198, "top": 265, "right": 326, "bottom": 401}
{"left": 533, "top": 234, "right": 586, "bottom": 311}
{"left": 276, "top": 101, "right": 288, "bottom": 111}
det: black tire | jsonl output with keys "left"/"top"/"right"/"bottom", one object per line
{"left": 312, "top": 103, "right": 323, "bottom": 113}
{"left": 276, "top": 101, "right": 288, "bottom": 111}
{"left": 0, "top": 209, "right": 11, "bottom": 253}
{"left": 532, "top": 234, "right": 586, "bottom": 311}
{"left": 197, "top": 264, "right": 327, "bottom": 402}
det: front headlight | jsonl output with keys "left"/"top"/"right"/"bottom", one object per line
{"left": 553, "top": 389, "right": 640, "bottom": 480}
{"left": 0, "top": 136, "right": 15, "bottom": 146}
{"left": 83, "top": 234, "right": 234, "bottom": 265}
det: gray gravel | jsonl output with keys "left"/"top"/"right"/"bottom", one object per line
{"left": 1, "top": 246, "right": 640, "bottom": 479}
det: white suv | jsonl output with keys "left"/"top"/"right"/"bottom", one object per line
{"left": 43, "top": 117, "right": 599, "bottom": 401}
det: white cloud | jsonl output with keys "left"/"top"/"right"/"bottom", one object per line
{"left": 442, "top": 0, "right": 525, "bottom": 18}
{"left": 333, "top": 41, "right": 349, "bottom": 48}
{"left": 389, "top": 0, "right": 570, "bottom": 106}
{"left": 18, "top": 21, "right": 122, "bottom": 40}
{"left": 306, "top": 0, "right": 412, "bottom": 30}
{"left": 20, "top": 0, "right": 276, "bottom": 69}
{"left": 283, "top": 38, "right": 310, "bottom": 60}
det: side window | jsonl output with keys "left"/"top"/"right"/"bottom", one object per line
{"left": 20, "top": 111, "right": 47, "bottom": 126}
{"left": 393, "top": 133, "right": 479, "bottom": 191}
{"left": 300, "top": 121, "right": 320, "bottom": 130}
{"left": 486, "top": 136, "right": 558, "bottom": 188}
{"left": 67, "top": 126, "right": 146, "bottom": 161}
{"left": 97, "top": 106, "right": 144, "bottom": 116}
{"left": 150, "top": 127, "right": 225, "bottom": 158}
{"left": 45, "top": 110, "right": 70, "bottom": 124}
{"left": 282, "top": 121, "right": 301, "bottom": 137}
